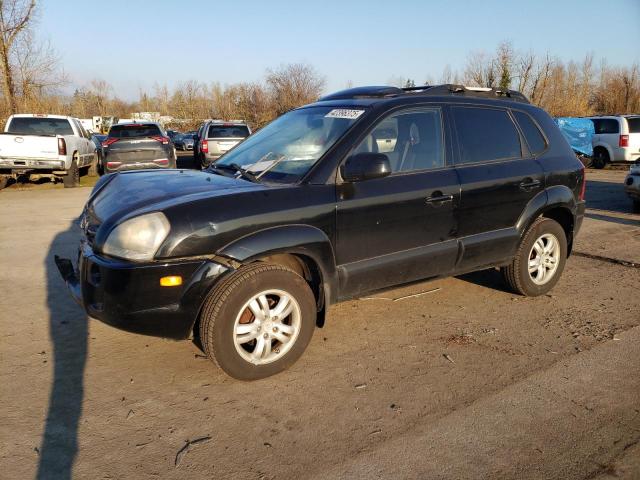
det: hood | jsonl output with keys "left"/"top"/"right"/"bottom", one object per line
{"left": 88, "top": 169, "right": 261, "bottom": 224}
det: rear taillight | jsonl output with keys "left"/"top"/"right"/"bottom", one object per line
{"left": 619, "top": 135, "right": 629, "bottom": 147}
{"left": 151, "top": 135, "right": 170, "bottom": 145}
{"left": 102, "top": 138, "right": 119, "bottom": 147}
{"left": 201, "top": 139, "right": 208, "bottom": 153}
{"left": 579, "top": 165, "right": 586, "bottom": 201}
{"left": 58, "top": 138, "right": 66, "bottom": 155}
{"left": 153, "top": 158, "right": 169, "bottom": 166}
{"left": 106, "top": 161, "right": 122, "bottom": 169}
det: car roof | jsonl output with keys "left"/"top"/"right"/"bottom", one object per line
{"left": 10, "top": 114, "right": 75, "bottom": 120}
{"left": 303, "top": 84, "right": 533, "bottom": 112}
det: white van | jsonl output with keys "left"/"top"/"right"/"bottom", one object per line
{"left": 588, "top": 115, "right": 640, "bottom": 168}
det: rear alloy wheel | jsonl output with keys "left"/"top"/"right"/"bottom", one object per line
{"left": 592, "top": 148, "right": 608, "bottom": 169}
{"left": 199, "top": 262, "right": 316, "bottom": 380}
{"left": 502, "top": 217, "right": 567, "bottom": 296}
{"left": 63, "top": 156, "right": 80, "bottom": 188}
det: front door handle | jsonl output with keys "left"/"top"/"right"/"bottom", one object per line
{"left": 519, "top": 178, "right": 541, "bottom": 190}
{"left": 425, "top": 192, "right": 454, "bottom": 204}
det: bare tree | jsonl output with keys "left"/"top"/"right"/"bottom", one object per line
{"left": 0, "top": 0, "right": 36, "bottom": 113}
{"left": 266, "top": 63, "right": 325, "bottom": 116}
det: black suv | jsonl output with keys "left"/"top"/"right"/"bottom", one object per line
{"left": 56, "top": 85, "right": 586, "bottom": 380}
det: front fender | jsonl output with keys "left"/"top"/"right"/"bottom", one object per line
{"left": 217, "top": 224, "right": 339, "bottom": 305}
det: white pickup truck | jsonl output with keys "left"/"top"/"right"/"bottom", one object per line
{"left": 0, "top": 114, "right": 97, "bottom": 189}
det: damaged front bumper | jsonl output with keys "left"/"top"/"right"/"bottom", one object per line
{"left": 54, "top": 242, "right": 229, "bottom": 339}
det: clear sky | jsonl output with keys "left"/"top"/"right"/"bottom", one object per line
{"left": 38, "top": 0, "right": 640, "bottom": 100}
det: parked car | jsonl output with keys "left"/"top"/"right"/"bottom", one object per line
{"left": 192, "top": 123, "right": 204, "bottom": 166}
{"left": 195, "top": 120, "right": 251, "bottom": 168}
{"left": 0, "top": 114, "right": 97, "bottom": 189}
{"left": 588, "top": 115, "right": 640, "bottom": 169}
{"left": 91, "top": 134, "right": 107, "bottom": 175}
{"left": 55, "top": 84, "right": 586, "bottom": 380}
{"left": 624, "top": 162, "right": 640, "bottom": 212}
{"left": 101, "top": 122, "right": 177, "bottom": 174}
{"left": 175, "top": 133, "right": 195, "bottom": 151}
{"left": 167, "top": 130, "right": 180, "bottom": 141}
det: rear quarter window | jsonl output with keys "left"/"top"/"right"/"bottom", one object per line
{"left": 452, "top": 107, "right": 522, "bottom": 164}
{"left": 626, "top": 117, "right": 640, "bottom": 133}
{"left": 513, "top": 110, "right": 547, "bottom": 155}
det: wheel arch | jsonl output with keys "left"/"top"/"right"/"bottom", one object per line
{"left": 216, "top": 225, "right": 339, "bottom": 326}
{"left": 516, "top": 186, "right": 577, "bottom": 255}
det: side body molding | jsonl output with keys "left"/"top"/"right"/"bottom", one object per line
{"left": 217, "top": 225, "right": 339, "bottom": 306}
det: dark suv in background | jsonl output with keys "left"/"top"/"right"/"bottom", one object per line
{"left": 101, "top": 122, "right": 177, "bottom": 174}
{"left": 56, "top": 84, "right": 585, "bottom": 380}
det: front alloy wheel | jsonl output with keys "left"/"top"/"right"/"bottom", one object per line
{"left": 199, "top": 262, "right": 316, "bottom": 380}
{"left": 233, "top": 289, "right": 302, "bottom": 365}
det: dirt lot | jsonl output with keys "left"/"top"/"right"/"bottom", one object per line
{"left": 1, "top": 167, "right": 639, "bottom": 479}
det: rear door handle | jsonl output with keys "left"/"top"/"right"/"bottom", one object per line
{"left": 425, "top": 193, "right": 454, "bottom": 204}
{"left": 519, "top": 179, "right": 541, "bottom": 190}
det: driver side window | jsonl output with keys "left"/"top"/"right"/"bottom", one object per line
{"left": 353, "top": 108, "right": 444, "bottom": 173}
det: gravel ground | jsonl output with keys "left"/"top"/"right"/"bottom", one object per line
{"left": 0, "top": 167, "right": 638, "bottom": 480}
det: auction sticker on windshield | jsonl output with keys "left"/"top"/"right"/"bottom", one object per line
{"left": 325, "top": 109, "right": 365, "bottom": 119}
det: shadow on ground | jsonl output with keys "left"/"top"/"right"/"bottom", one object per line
{"left": 37, "top": 220, "right": 87, "bottom": 480}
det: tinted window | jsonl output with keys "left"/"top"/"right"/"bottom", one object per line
{"left": 108, "top": 124, "right": 162, "bottom": 138}
{"left": 7, "top": 117, "right": 74, "bottom": 136}
{"left": 593, "top": 118, "right": 619, "bottom": 134}
{"left": 353, "top": 108, "right": 444, "bottom": 173}
{"left": 626, "top": 117, "right": 640, "bottom": 133}
{"left": 452, "top": 107, "right": 521, "bottom": 164}
{"left": 207, "top": 125, "right": 250, "bottom": 138}
{"left": 513, "top": 111, "right": 547, "bottom": 155}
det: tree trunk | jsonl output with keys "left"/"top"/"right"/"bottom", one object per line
{"left": 0, "top": 40, "right": 17, "bottom": 113}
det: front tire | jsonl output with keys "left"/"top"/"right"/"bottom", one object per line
{"left": 199, "top": 262, "right": 316, "bottom": 380}
{"left": 502, "top": 217, "right": 567, "bottom": 296}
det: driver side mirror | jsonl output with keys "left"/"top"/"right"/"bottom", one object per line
{"left": 341, "top": 153, "right": 392, "bottom": 182}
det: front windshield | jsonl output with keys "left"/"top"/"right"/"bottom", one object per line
{"left": 214, "top": 106, "right": 365, "bottom": 183}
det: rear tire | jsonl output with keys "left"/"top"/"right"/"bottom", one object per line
{"left": 63, "top": 157, "right": 80, "bottom": 188}
{"left": 502, "top": 217, "right": 567, "bottom": 296}
{"left": 199, "top": 262, "right": 316, "bottom": 380}
{"left": 592, "top": 148, "right": 609, "bottom": 169}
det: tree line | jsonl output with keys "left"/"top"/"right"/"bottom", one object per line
{"left": 1, "top": 1, "right": 638, "bottom": 131}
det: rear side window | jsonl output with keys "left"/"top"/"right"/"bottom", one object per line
{"left": 109, "top": 124, "right": 162, "bottom": 138}
{"left": 513, "top": 111, "right": 547, "bottom": 155}
{"left": 593, "top": 118, "right": 620, "bottom": 134}
{"left": 626, "top": 117, "right": 640, "bottom": 133}
{"left": 207, "top": 125, "right": 250, "bottom": 138}
{"left": 452, "top": 107, "right": 522, "bottom": 164}
{"left": 7, "top": 117, "right": 74, "bottom": 136}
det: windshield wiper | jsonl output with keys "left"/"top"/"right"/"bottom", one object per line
{"left": 211, "top": 163, "right": 260, "bottom": 183}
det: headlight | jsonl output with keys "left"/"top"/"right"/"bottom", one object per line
{"left": 102, "top": 212, "right": 170, "bottom": 261}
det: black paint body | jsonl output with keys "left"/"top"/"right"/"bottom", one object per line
{"left": 57, "top": 92, "right": 586, "bottom": 339}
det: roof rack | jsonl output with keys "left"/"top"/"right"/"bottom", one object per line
{"left": 319, "top": 84, "right": 529, "bottom": 104}
{"left": 319, "top": 86, "right": 403, "bottom": 101}
{"left": 424, "top": 84, "right": 530, "bottom": 103}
